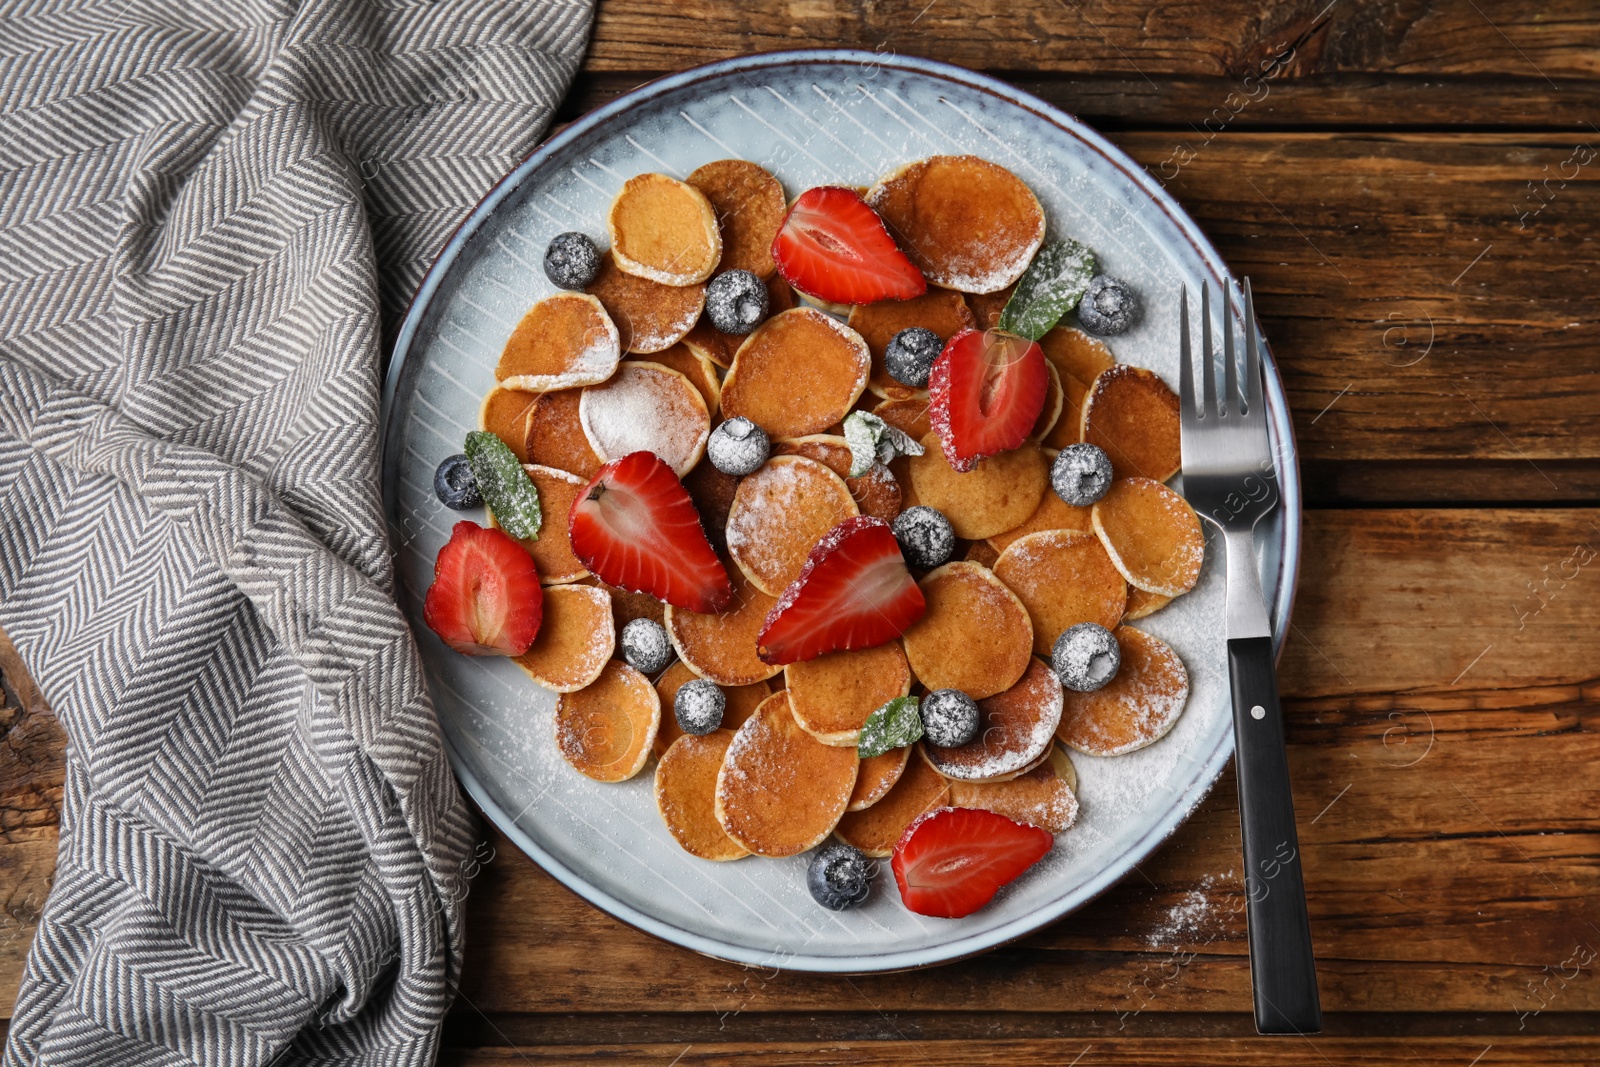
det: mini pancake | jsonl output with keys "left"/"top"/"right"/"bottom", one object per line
{"left": 785, "top": 642, "right": 912, "bottom": 747}
{"left": 629, "top": 342, "right": 721, "bottom": 414}
{"left": 1039, "top": 327, "right": 1116, "bottom": 450}
{"left": 480, "top": 387, "right": 538, "bottom": 462}
{"left": 655, "top": 730, "right": 749, "bottom": 860}
{"left": 607, "top": 172, "right": 721, "bottom": 286}
{"left": 522, "top": 388, "right": 603, "bottom": 479}
{"left": 1080, "top": 364, "right": 1182, "bottom": 482}
{"left": 772, "top": 435, "right": 902, "bottom": 521}
{"left": 1057, "top": 626, "right": 1189, "bottom": 756}
{"left": 1124, "top": 585, "right": 1174, "bottom": 621}
{"left": 686, "top": 159, "right": 786, "bottom": 277}
{"left": 907, "top": 433, "right": 1047, "bottom": 540}
{"left": 579, "top": 361, "right": 710, "bottom": 477}
{"left": 665, "top": 567, "right": 782, "bottom": 686}
{"left": 583, "top": 576, "right": 666, "bottom": 630}
{"left": 833, "top": 746, "right": 950, "bottom": 858}
{"left": 949, "top": 745, "right": 1079, "bottom": 832}
{"left": 681, "top": 274, "right": 796, "bottom": 370}
{"left": 993, "top": 530, "right": 1127, "bottom": 656}
{"left": 872, "top": 397, "right": 932, "bottom": 441}
{"left": 1031, "top": 361, "right": 1064, "bottom": 441}
{"left": 721, "top": 308, "right": 870, "bottom": 439}
{"left": 964, "top": 539, "right": 1000, "bottom": 568}
{"left": 587, "top": 251, "right": 705, "bottom": 354}
{"left": 923, "top": 657, "right": 1063, "bottom": 782}
{"left": 986, "top": 477, "right": 1093, "bottom": 554}
{"left": 514, "top": 584, "right": 614, "bottom": 693}
{"left": 901, "top": 561, "right": 1033, "bottom": 699}
{"left": 496, "top": 292, "right": 621, "bottom": 390}
{"left": 1092, "top": 477, "right": 1205, "bottom": 597}
{"left": 553, "top": 659, "right": 660, "bottom": 782}
{"left": 725, "top": 455, "right": 858, "bottom": 595}
{"left": 499, "top": 465, "right": 590, "bottom": 584}
{"left": 865, "top": 155, "right": 1045, "bottom": 294}
{"left": 682, "top": 458, "right": 741, "bottom": 552}
{"left": 714, "top": 692, "right": 858, "bottom": 857}
{"left": 653, "top": 660, "right": 771, "bottom": 757}
{"left": 847, "top": 287, "right": 975, "bottom": 401}
{"left": 848, "top": 744, "right": 910, "bottom": 812}
{"left": 964, "top": 283, "right": 1014, "bottom": 330}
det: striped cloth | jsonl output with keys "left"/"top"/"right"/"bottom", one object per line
{"left": 0, "top": 1, "right": 592, "bottom": 1063}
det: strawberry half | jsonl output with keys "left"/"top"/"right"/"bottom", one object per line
{"left": 892, "top": 807, "right": 1054, "bottom": 918}
{"left": 928, "top": 328, "right": 1049, "bottom": 472}
{"left": 424, "top": 521, "right": 544, "bottom": 656}
{"left": 757, "top": 515, "right": 925, "bottom": 665}
{"left": 771, "top": 186, "right": 926, "bottom": 305}
{"left": 569, "top": 451, "right": 732, "bottom": 614}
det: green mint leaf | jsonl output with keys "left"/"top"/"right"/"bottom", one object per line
{"left": 464, "top": 430, "right": 542, "bottom": 541}
{"left": 998, "top": 238, "right": 1097, "bottom": 341}
{"left": 858, "top": 695, "right": 923, "bottom": 758}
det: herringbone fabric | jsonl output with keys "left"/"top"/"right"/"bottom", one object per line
{"left": 0, "top": 1, "right": 592, "bottom": 1063}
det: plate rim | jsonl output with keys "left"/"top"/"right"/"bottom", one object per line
{"left": 381, "top": 46, "right": 1302, "bottom": 974}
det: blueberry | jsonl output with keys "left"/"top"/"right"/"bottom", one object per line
{"left": 433, "top": 454, "right": 482, "bottom": 510}
{"left": 705, "top": 270, "right": 769, "bottom": 335}
{"left": 1053, "top": 622, "right": 1121, "bottom": 692}
{"left": 620, "top": 618, "right": 674, "bottom": 675}
{"left": 884, "top": 327, "right": 942, "bottom": 388}
{"left": 1051, "top": 443, "right": 1113, "bottom": 507}
{"left": 706, "top": 416, "right": 770, "bottom": 476}
{"left": 544, "top": 232, "right": 601, "bottom": 290}
{"left": 674, "top": 679, "right": 726, "bottom": 736}
{"left": 1077, "top": 275, "right": 1140, "bottom": 336}
{"left": 891, "top": 506, "right": 955, "bottom": 570}
{"left": 920, "top": 688, "right": 979, "bottom": 748}
{"left": 807, "top": 843, "right": 873, "bottom": 911}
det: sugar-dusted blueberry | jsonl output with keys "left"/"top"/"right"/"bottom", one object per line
{"left": 543, "top": 231, "right": 601, "bottom": 290}
{"left": 706, "top": 416, "right": 770, "bottom": 476}
{"left": 705, "top": 269, "right": 769, "bottom": 335}
{"left": 891, "top": 506, "right": 955, "bottom": 570}
{"left": 920, "top": 688, "right": 979, "bottom": 748}
{"left": 884, "top": 326, "right": 942, "bottom": 388}
{"left": 673, "top": 678, "right": 726, "bottom": 736}
{"left": 1077, "top": 275, "right": 1140, "bottom": 336}
{"left": 433, "top": 453, "right": 483, "bottom": 510}
{"left": 1052, "top": 622, "right": 1121, "bottom": 692}
{"left": 619, "top": 618, "right": 674, "bottom": 675}
{"left": 807, "top": 842, "right": 873, "bottom": 911}
{"left": 1051, "top": 443, "right": 1113, "bottom": 507}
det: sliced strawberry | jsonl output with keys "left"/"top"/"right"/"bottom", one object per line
{"left": 892, "top": 807, "right": 1054, "bottom": 918}
{"left": 772, "top": 186, "right": 926, "bottom": 305}
{"left": 569, "top": 451, "right": 732, "bottom": 614}
{"left": 928, "top": 328, "right": 1049, "bottom": 472}
{"left": 757, "top": 515, "right": 925, "bottom": 665}
{"left": 424, "top": 521, "right": 544, "bottom": 656}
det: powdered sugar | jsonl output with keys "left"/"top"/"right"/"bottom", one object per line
{"left": 579, "top": 361, "right": 710, "bottom": 477}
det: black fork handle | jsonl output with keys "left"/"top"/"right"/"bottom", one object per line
{"left": 1229, "top": 636, "right": 1322, "bottom": 1035}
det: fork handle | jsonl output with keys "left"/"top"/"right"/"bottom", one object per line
{"left": 1228, "top": 636, "right": 1322, "bottom": 1035}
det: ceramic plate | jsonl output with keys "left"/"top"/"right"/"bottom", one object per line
{"left": 380, "top": 49, "right": 1300, "bottom": 972}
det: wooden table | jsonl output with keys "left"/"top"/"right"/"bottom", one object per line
{"left": 3, "top": 3, "right": 1598, "bottom": 1063}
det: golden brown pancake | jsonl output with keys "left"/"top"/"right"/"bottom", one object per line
{"left": 628, "top": 342, "right": 721, "bottom": 414}
{"left": 607, "top": 172, "right": 721, "bottom": 286}
{"left": 686, "top": 159, "right": 786, "bottom": 277}
{"left": 965, "top": 283, "right": 1015, "bottom": 330}
{"left": 1092, "top": 477, "right": 1205, "bottom": 596}
{"left": 847, "top": 287, "right": 974, "bottom": 401}
{"left": 496, "top": 292, "right": 620, "bottom": 390}
{"left": 833, "top": 746, "right": 950, "bottom": 858}
{"left": 522, "top": 388, "right": 603, "bottom": 479}
{"left": 681, "top": 274, "right": 795, "bottom": 370}
{"left": 949, "top": 747, "right": 1079, "bottom": 832}
{"left": 993, "top": 530, "right": 1128, "bottom": 656}
{"left": 923, "top": 657, "right": 1063, "bottom": 782}
{"left": 1124, "top": 585, "right": 1174, "bottom": 621}
{"left": 848, "top": 745, "right": 910, "bottom": 812}
{"left": 553, "top": 660, "right": 660, "bottom": 782}
{"left": 655, "top": 730, "right": 749, "bottom": 861}
{"left": 714, "top": 692, "right": 858, "bottom": 857}
{"left": 872, "top": 397, "right": 932, "bottom": 441}
{"left": 586, "top": 251, "right": 705, "bottom": 354}
{"left": 502, "top": 464, "right": 589, "bottom": 584}
{"left": 986, "top": 478, "right": 1093, "bottom": 554}
{"left": 866, "top": 155, "right": 1045, "bottom": 294}
{"left": 724, "top": 455, "right": 858, "bottom": 595}
{"left": 652, "top": 660, "right": 771, "bottom": 757}
{"left": 907, "top": 433, "right": 1047, "bottom": 540}
{"left": 964, "top": 539, "right": 1000, "bottom": 568}
{"left": 721, "top": 308, "right": 870, "bottom": 438}
{"left": 901, "top": 561, "right": 1033, "bottom": 699}
{"left": 665, "top": 567, "right": 782, "bottom": 686}
{"left": 681, "top": 457, "right": 741, "bottom": 551}
{"left": 772, "top": 435, "right": 902, "bottom": 522}
{"left": 1039, "top": 327, "right": 1115, "bottom": 450}
{"left": 1031, "top": 361, "right": 1064, "bottom": 441}
{"left": 582, "top": 575, "right": 665, "bottom": 631}
{"left": 1057, "top": 627, "right": 1188, "bottom": 756}
{"left": 480, "top": 387, "right": 538, "bottom": 462}
{"left": 785, "top": 642, "right": 913, "bottom": 746}
{"left": 514, "top": 584, "right": 614, "bottom": 693}
{"left": 1080, "top": 364, "right": 1182, "bottom": 482}
{"left": 579, "top": 361, "right": 710, "bottom": 477}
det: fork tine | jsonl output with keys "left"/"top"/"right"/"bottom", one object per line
{"left": 1179, "top": 284, "right": 1195, "bottom": 423}
{"left": 1243, "top": 276, "right": 1263, "bottom": 418}
{"left": 1200, "top": 281, "right": 1216, "bottom": 418}
{"left": 1223, "top": 281, "right": 1238, "bottom": 417}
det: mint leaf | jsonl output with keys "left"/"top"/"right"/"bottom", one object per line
{"left": 464, "top": 430, "right": 542, "bottom": 541}
{"left": 843, "top": 411, "right": 924, "bottom": 478}
{"left": 858, "top": 695, "right": 923, "bottom": 758}
{"left": 998, "top": 238, "right": 1097, "bottom": 341}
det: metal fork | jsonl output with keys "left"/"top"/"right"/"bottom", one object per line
{"left": 1180, "top": 278, "right": 1322, "bottom": 1035}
